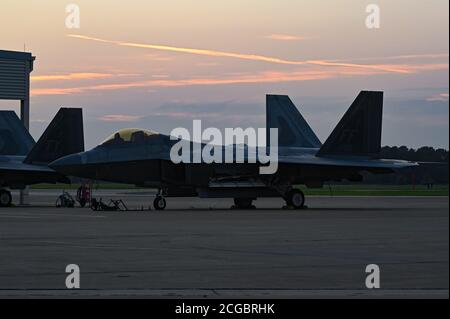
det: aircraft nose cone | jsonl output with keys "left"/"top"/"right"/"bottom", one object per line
{"left": 49, "top": 153, "right": 83, "bottom": 175}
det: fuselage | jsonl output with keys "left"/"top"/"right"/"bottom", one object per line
{"left": 50, "top": 130, "right": 415, "bottom": 193}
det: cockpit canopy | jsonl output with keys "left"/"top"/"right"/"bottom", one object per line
{"left": 100, "top": 128, "right": 159, "bottom": 146}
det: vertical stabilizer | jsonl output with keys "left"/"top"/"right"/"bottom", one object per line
{"left": 317, "top": 91, "right": 383, "bottom": 157}
{"left": 24, "top": 108, "right": 84, "bottom": 164}
{"left": 0, "top": 111, "right": 35, "bottom": 155}
{"left": 266, "top": 95, "right": 321, "bottom": 148}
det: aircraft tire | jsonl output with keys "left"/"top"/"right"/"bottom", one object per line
{"left": 0, "top": 190, "right": 12, "bottom": 207}
{"left": 153, "top": 196, "right": 167, "bottom": 210}
{"left": 285, "top": 189, "right": 305, "bottom": 209}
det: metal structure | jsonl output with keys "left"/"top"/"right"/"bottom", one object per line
{"left": 0, "top": 49, "right": 35, "bottom": 204}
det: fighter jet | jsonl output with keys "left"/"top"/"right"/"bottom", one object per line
{"left": 50, "top": 91, "right": 417, "bottom": 210}
{"left": 0, "top": 108, "right": 84, "bottom": 206}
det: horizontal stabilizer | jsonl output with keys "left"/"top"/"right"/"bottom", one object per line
{"left": 0, "top": 111, "right": 35, "bottom": 156}
{"left": 24, "top": 108, "right": 84, "bottom": 164}
{"left": 317, "top": 91, "right": 383, "bottom": 158}
{"left": 266, "top": 95, "right": 322, "bottom": 148}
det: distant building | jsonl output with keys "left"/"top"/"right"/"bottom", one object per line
{"left": 0, "top": 49, "right": 35, "bottom": 129}
{"left": 0, "top": 49, "right": 35, "bottom": 204}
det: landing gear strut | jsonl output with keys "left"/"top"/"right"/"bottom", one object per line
{"left": 153, "top": 189, "right": 167, "bottom": 210}
{"left": 0, "top": 190, "right": 12, "bottom": 207}
{"left": 284, "top": 189, "right": 305, "bottom": 209}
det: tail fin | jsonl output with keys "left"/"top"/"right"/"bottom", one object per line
{"left": 317, "top": 91, "right": 383, "bottom": 158}
{"left": 266, "top": 95, "right": 322, "bottom": 148}
{"left": 0, "top": 111, "right": 35, "bottom": 156}
{"left": 24, "top": 108, "right": 84, "bottom": 164}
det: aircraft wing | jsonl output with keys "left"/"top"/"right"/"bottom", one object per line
{"left": 0, "top": 157, "right": 69, "bottom": 187}
{"left": 277, "top": 154, "right": 417, "bottom": 170}
{"left": 0, "top": 160, "right": 55, "bottom": 173}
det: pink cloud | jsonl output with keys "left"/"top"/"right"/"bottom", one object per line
{"left": 31, "top": 64, "right": 448, "bottom": 97}
{"left": 426, "top": 93, "right": 449, "bottom": 102}
{"left": 98, "top": 114, "right": 144, "bottom": 122}
{"left": 31, "top": 73, "right": 113, "bottom": 82}
{"left": 264, "top": 34, "right": 307, "bottom": 41}
{"left": 68, "top": 34, "right": 431, "bottom": 73}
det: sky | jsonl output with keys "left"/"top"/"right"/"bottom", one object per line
{"left": 0, "top": 0, "right": 448, "bottom": 149}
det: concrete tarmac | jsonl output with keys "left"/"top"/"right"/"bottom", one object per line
{"left": 0, "top": 190, "right": 448, "bottom": 298}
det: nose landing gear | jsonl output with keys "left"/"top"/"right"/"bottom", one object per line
{"left": 153, "top": 196, "right": 167, "bottom": 210}
{"left": 153, "top": 189, "right": 167, "bottom": 210}
{"left": 0, "top": 190, "right": 12, "bottom": 207}
{"left": 284, "top": 189, "right": 306, "bottom": 209}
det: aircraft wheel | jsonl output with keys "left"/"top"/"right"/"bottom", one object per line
{"left": 153, "top": 196, "right": 167, "bottom": 210}
{"left": 233, "top": 198, "right": 254, "bottom": 209}
{"left": 285, "top": 189, "right": 305, "bottom": 209}
{"left": 0, "top": 190, "right": 12, "bottom": 207}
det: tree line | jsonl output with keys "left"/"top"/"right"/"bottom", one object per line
{"left": 362, "top": 146, "right": 449, "bottom": 185}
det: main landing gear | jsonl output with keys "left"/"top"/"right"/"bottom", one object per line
{"left": 284, "top": 189, "right": 306, "bottom": 209}
{"left": 0, "top": 190, "right": 12, "bottom": 207}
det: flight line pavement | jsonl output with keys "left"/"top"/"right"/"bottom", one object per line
{"left": 0, "top": 190, "right": 448, "bottom": 298}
